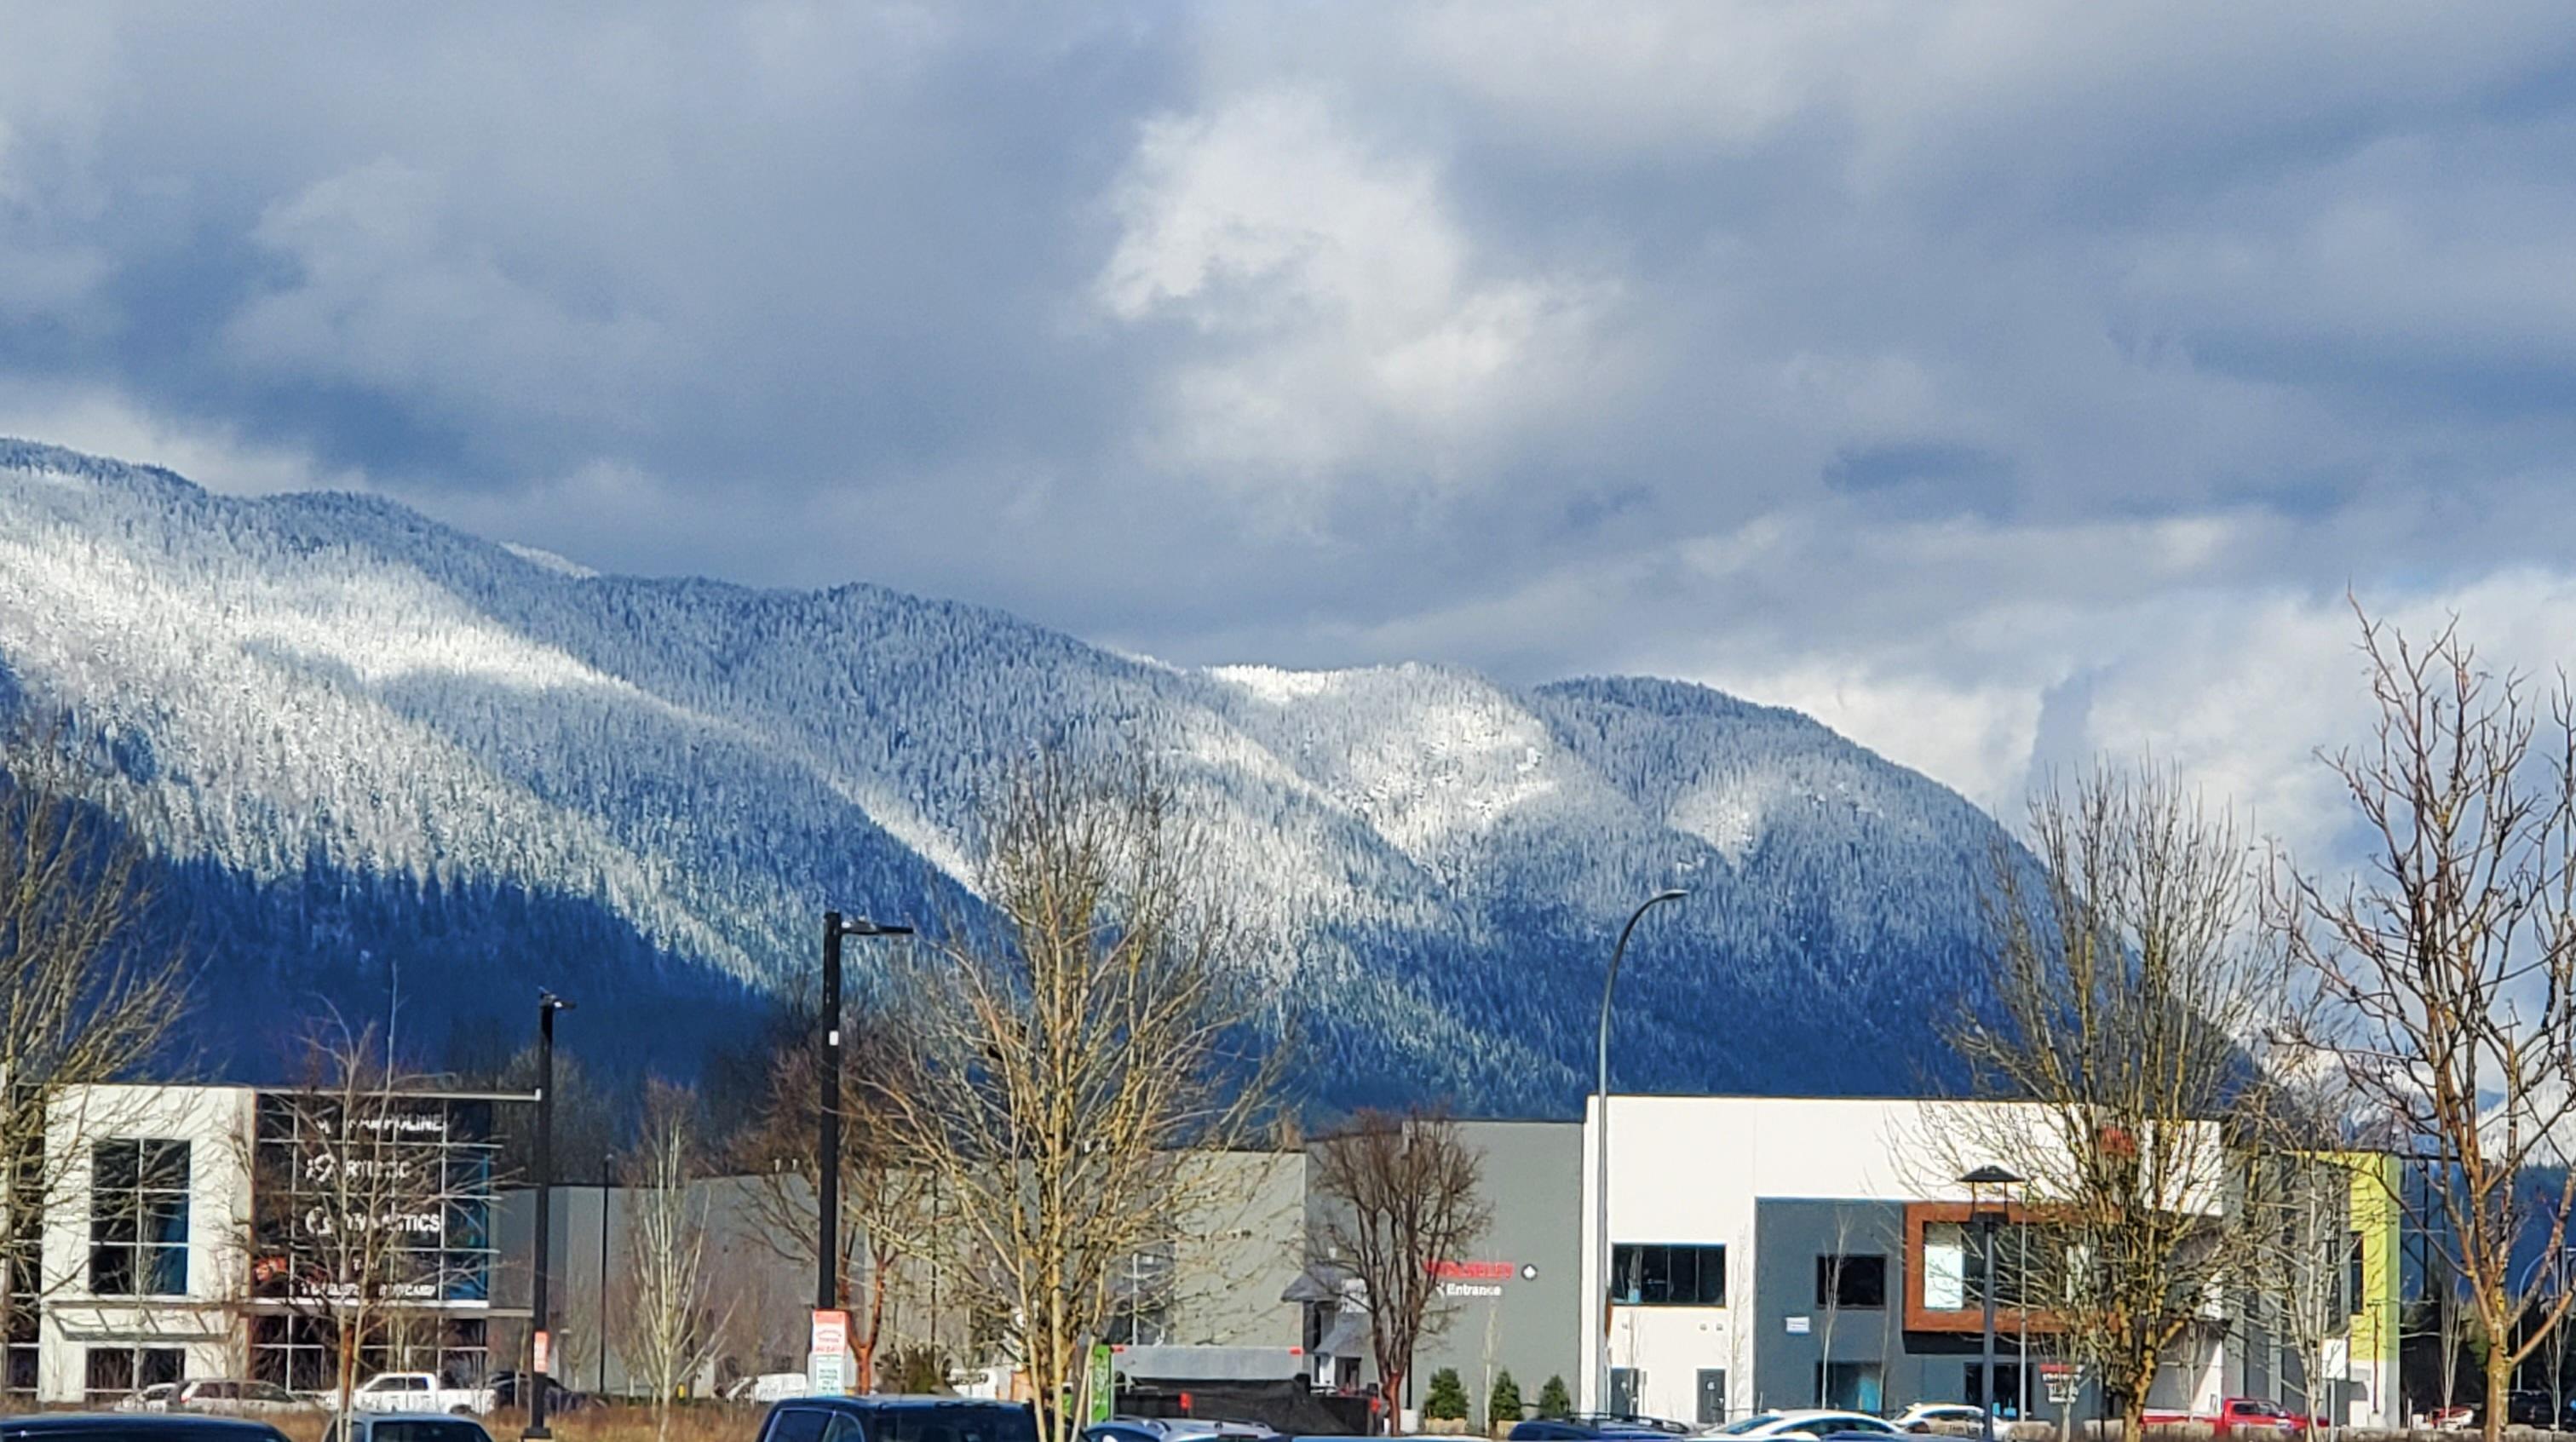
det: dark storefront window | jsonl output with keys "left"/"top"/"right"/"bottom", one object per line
{"left": 84, "top": 1345, "right": 182, "bottom": 1405}
{"left": 248, "top": 1091, "right": 497, "bottom": 1387}
{"left": 1611, "top": 1243, "right": 1727, "bottom": 1306}
{"left": 1815, "top": 1253, "right": 1887, "bottom": 1309}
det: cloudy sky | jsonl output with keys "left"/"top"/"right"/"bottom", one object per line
{"left": 5, "top": 3, "right": 2576, "bottom": 856}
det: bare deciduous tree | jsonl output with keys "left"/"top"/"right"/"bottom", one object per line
{"left": 1307, "top": 1109, "right": 1492, "bottom": 1430}
{"left": 866, "top": 755, "right": 1280, "bottom": 1442}
{"left": 2274, "top": 612, "right": 2576, "bottom": 1442}
{"left": 0, "top": 727, "right": 190, "bottom": 1323}
{"left": 622, "top": 1080, "right": 729, "bottom": 1442}
{"left": 734, "top": 1008, "right": 937, "bottom": 1393}
{"left": 2237, "top": 1149, "right": 2356, "bottom": 1433}
{"left": 1934, "top": 763, "right": 2291, "bottom": 1439}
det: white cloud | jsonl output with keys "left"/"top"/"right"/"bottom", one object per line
{"left": 0, "top": 381, "right": 362, "bottom": 497}
{"left": 226, "top": 158, "right": 673, "bottom": 434}
{"left": 1095, "top": 88, "right": 1617, "bottom": 494}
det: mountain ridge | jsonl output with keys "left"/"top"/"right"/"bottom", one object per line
{"left": 0, "top": 437, "right": 2002, "bottom": 1114}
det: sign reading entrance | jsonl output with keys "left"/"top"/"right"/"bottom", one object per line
{"left": 810, "top": 1309, "right": 853, "bottom": 1397}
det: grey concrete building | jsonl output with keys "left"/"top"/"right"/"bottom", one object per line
{"left": 1306, "top": 1121, "right": 1585, "bottom": 1426}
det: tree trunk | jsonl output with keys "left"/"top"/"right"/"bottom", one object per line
{"left": 2483, "top": 1346, "right": 2510, "bottom": 1442}
{"left": 860, "top": 1248, "right": 892, "bottom": 1393}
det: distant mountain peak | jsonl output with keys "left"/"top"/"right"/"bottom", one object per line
{"left": 0, "top": 439, "right": 1998, "bottom": 1112}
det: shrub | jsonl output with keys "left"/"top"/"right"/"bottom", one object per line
{"left": 1425, "top": 1368, "right": 1471, "bottom": 1422}
{"left": 1488, "top": 1370, "right": 1525, "bottom": 1430}
{"left": 1537, "top": 1376, "right": 1573, "bottom": 1420}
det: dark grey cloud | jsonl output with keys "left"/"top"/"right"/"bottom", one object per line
{"left": 6, "top": 1, "right": 2576, "bottom": 849}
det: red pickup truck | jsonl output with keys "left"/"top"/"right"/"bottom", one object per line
{"left": 2139, "top": 1399, "right": 2320, "bottom": 1436}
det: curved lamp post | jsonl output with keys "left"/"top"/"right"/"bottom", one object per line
{"left": 1593, "top": 888, "right": 1689, "bottom": 1416}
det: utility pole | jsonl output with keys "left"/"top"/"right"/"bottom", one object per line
{"left": 527, "top": 991, "right": 574, "bottom": 1442}
{"left": 816, "top": 910, "right": 912, "bottom": 1393}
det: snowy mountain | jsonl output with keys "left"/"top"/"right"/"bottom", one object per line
{"left": 0, "top": 439, "right": 2010, "bottom": 1115}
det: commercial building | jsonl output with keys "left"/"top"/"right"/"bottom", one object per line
{"left": 3, "top": 1082, "right": 515, "bottom": 1407}
{"left": 1570, "top": 1097, "right": 2403, "bottom": 1430}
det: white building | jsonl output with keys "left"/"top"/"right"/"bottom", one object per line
{"left": 1573, "top": 1096, "right": 2395, "bottom": 1430}
{"left": 5, "top": 1082, "right": 514, "bottom": 1406}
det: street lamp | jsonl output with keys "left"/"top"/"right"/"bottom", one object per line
{"left": 1594, "top": 888, "right": 1689, "bottom": 1416}
{"left": 1960, "top": 1165, "right": 2025, "bottom": 1442}
{"left": 526, "top": 991, "right": 575, "bottom": 1442}
{"left": 818, "top": 912, "right": 913, "bottom": 1318}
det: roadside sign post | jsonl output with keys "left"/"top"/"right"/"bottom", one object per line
{"left": 811, "top": 1308, "right": 853, "bottom": 1397}
{"left": 2041, "top": 1363, "right": 2080, "bottom": 1407}
{"left": 1088, "top": 1345, "right": 1114, "bottom": 1424}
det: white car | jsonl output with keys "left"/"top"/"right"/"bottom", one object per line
{"left": 1705, "top": 1412, "right": 1901, "bottom": 1439}
{"left": 1889, "top": 1406, "right": 1992, "bottom": 1434}
{"left": 723, "top": 1372, "right": 811, "bottom": 1403}
{"left": 346, "top": 1371, "right": 497, "bottom": 1416}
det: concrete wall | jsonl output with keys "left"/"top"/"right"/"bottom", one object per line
{"left": 1409, "top": 1123, "right": 1584, "bottom": 1426}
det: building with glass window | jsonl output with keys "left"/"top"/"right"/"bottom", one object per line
{"left": 1574, "top": 1097, "right": 2403, "bottom": 1432}
{"left": 4, "top": 1082, "right": 515, "bottom": 1407}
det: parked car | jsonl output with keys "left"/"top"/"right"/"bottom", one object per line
{"left": 756, "top": 1395, "right": 1041, "bottom": 1442}
{"left": 2, "top": 1419, "right": 290, "bottom": 1442}
{"left": 162, "top": 1380, "right": 311, "bottom": 1416}
{"left": 2503, "top": 1392, "right": 2563, "bottom": 1429}
{"left": 342, "top": 1371, "right": 497, "bottom": 1416}
{"left": 321, "top": 1413, "right": 496, "bottom": 1442}
{"left": 725, "top": 1372, "right": 814, "bottom": 1404}
{"left": 1512, "top": 1422, "right": 1695, "bottom": 1441}
{"left": 1705, "top": 1414, "right": 1900, "bottom": 1439}
{"left": 480, "top": 1370, "right": 595, "bottom": 1412}
{"left": 2210, "top": 1399, "right": 2309, "bottom": 1436}
{"left": 118, "top": 1382, "right": 187, "bottom": 1412}
{"left": 1888, "top": 1405, "right": 1990, "bottom": 1435}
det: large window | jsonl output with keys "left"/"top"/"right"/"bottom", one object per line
{"left": 251, "top": 1094, "right": 497, "bottom": 1307}
{"left": 1612, "top": 1243, "right": 1727, "bottom": 1307}
{"left": 89, "top": 1139, "right": 190, "bottom": 1296}
{"left": 83, "top": 1344, "right": 181, "bottom": 1405}
{"left": 1925, "top": 1221, "right": 2043, "bottom": 1311}
{"left": 1816, "top": 1253, "right": 1887, "bottom": 1309}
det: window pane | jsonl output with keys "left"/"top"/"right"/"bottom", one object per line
{"left": 91, "top": 1244, "right": 135, "bottom": 1296}
{"left": 147, "top": 1244, "right": 188, "bottom": 1295}
{"left": 95, "top": 1142, "right": 139, "bottom": 1193}
{"left": 141, "top": 1349, "right": 183, "bottom": 1387}
{"left": 767, "top": 1409, "right": 833, "bottom": 1442}
{"left": 1695, "top": 1246, "right": 1727, "bottom": 1305}
{"left": 1612, "top": 1245, "right": 1642, "bottom": 1305}
{"left": 146, "top": 1196, "right": 189, "bottom": 1246}
{"left": 1638, "top": 1245, "right": 1670, "bottom": 1304}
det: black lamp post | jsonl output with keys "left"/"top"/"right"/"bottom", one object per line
{"left": 818, "top": 912, "right": 912, "bottom": 1318}
{"left": 527, "top": 991, "right": 575, "bottom": 1442}
{"left": 1960, "top": 1164, "right": 2026, "bottom": 1442}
